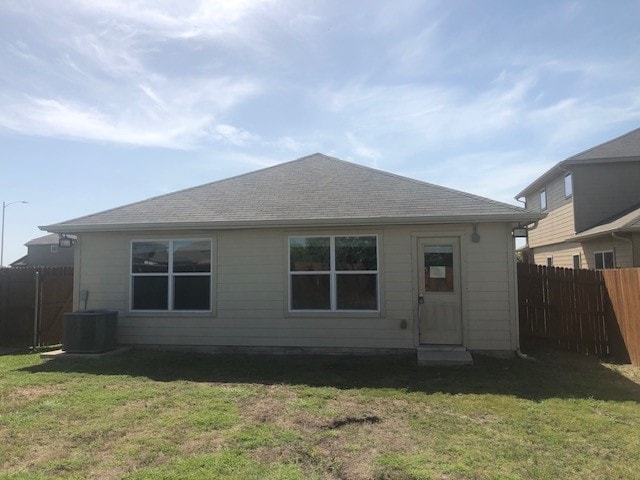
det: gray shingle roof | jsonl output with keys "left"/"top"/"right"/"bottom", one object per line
{"left": 43, "top": 154, "right": 541, "bottom": 233}
{"left": 516, "top": 126, "right": 640, "bottom": 198}
{"left": 568, "top": 127, "right": 640, "bottom": 161}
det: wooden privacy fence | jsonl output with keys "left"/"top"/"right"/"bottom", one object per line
{"left": 518, "top": 263, "right": 640, "bottom": 365}
{"left": 601, "top": 268, "right": 640, "bottom": 366}
{"left": 0, "top": 266, "right": 73, "bottom": 347}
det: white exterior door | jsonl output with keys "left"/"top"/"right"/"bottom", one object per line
{"left": 418, "top": 237, "right": 462, "bottom": 345}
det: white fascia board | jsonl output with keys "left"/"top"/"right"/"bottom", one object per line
{"left": 40, "top": 213, "right": 546, "bottom": 234}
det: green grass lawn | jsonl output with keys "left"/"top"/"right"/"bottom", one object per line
{"left": 1, "top": 348, "right": 639, "bottom": 480}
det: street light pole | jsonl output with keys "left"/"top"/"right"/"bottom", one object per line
{"left": 1, "top": 200, "right": 28, "bottom": 267}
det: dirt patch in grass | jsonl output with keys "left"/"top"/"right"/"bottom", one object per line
{"left": 235, "top": 387, "right": 418, "bottom": 479}
{"left": 2, "top": 384, "right": 65, "bottom": 403}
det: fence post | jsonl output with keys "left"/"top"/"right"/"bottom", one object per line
{"left": 32, "top": 271, "right": 40, "bottom": 349}
{"left": 0, "top": 270, "right": 6, "bottom": 341}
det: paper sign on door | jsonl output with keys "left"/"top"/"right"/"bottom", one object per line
{"left": 430, "top": 266, "right": 446, "bottom": 278}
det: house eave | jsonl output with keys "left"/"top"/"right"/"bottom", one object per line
{"left": 41, "top": 213, "right": 545, "bottom": 234}
{"left": 567, "top": 227, "right": 640, "bottom": 243}
{"left": 515, "top": 163, "right": 571, "bottom": 200}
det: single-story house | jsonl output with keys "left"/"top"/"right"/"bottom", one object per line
{"left": 42, "top": 154, "right": 543, "bottom": 362}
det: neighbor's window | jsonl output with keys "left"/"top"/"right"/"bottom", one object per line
{"left": 50, "top": 245, "right": 58, "bottom": 253}
{"left": 564, "top": 173, "right": 573, "bottom": 197}
{"left": 131, "top": 239, "right": 212, "bottom": 311}
{"left": 540, "top": 188, "right": 547, "bottom": 210}
{"left": 546, "top": 257, "right": 553, "bottom": 267}
{"left": 289, "top": 235, "right": 378, "bottom": 311}
{"left": 572, "top": 254, "right": 581, "bottom": 270}
{"left": 594, "top": 251, "right": 615, "bottom": 270}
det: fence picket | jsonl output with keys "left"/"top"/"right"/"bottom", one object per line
{"left": 518, "top": 263, "right": 640, "bottom": 365}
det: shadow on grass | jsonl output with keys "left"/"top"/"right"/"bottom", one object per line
{"left": 21, "top": 347, "right": 640, "bottom": 402}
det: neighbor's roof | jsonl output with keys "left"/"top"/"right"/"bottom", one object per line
{"left": 567, "top": 127, "right": 640, "bottom": 161}
{"left": 25, "top": 233, "right": 76, "bottom": 246}
{"left": 42, "top": 154, "right": 542, "bottom": 233}
{"left": 569, "top": 204, "right": 640, "bottom": 242}
{"left": 516, "top": 127, "right": 640, "bottom": 198}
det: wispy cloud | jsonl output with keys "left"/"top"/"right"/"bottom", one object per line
{"left": 0, "top": 97, "right": 210, "bottom": 148}
{"left": 320, "top": 73, "right": 536, "bottom": 146}
{"left": 66, "top": 0, "right": 278, "bottom": 40}
{"left": 406, "top": 150, "right": 557, "bottom": 204}
{"left": 0, "top": 0, "right": 273, "bottom": 148}
{"left": 0, "top": 72, "right": 263, "bottom": 148}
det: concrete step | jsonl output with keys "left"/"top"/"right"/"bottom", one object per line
{"left": 40, "top": 347, "right": 131, "bottom": 360}
{"left": 416, "top": 346, "right": 473, "bottom": 366}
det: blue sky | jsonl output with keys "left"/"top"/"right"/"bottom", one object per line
{"left": 1, "top": 0, "right": 640, "bottom": 264}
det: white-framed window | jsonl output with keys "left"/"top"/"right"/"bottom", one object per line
{"left": 564, "top": 173, "right": 573, "bottom": 198}
{"left": 546, "top": 256, "right": 553, "bottom": 267}
{"left": 288, "top": 235, "right": 379, "bottom": 312}
{"left": 540, "top": 188, "right": 547, "bottom": 210}
{"left": 50, "top": 244, "right": 58, "bottom": 253}
{"left": 594, "top": 250, "right": 615, "bottom": 270}
{"left": 572, "top": 254, "right": 581, "bottom": 270}
{"left": 130, "top": 239, "right": 212, "bottom": 311}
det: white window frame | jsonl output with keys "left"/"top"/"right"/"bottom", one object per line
{"left": 50, "top": 244, "right": 58, "bottom": 253}
{"left": 288, "top": 234, "right": 380, "bottom": 313}
{"left": 594, "top": 250, "right": 615, "bottom": 270}
{"left": 130, "top": 239, "right": 213, "bottom": 312}
{"left": 540, "top": 188, "right": 547, "bottom": 210}
{"left": 564, "top": 173, "right": 573, "bottom": 198}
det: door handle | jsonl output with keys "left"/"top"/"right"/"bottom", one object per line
{"left": 418, "top": 294, "right": 424, "bottom": 304}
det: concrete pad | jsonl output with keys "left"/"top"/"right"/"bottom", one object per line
{"left": 416, "top": 345, "right": 474, "bottom": 366}
{"left": 40, "top": 347, "right": 131, "bottom": 360}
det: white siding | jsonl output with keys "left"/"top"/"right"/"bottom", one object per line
{"left": 74, "top": 222, "right": 518, "bottom": 353}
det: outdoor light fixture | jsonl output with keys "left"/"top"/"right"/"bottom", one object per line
{"left": 512, "top": 224, "right": 528, "bottom": 238}
{"left": 471, "top": 223, "right": 481, "bottom": 243}
{"left": 58, "top": 235, "right": 75, "bottom": 248}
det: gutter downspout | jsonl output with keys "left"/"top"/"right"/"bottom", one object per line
{"left": 518, "top": 219, "right": 539, "bottom": 359}
{"left": 516, "top": 349, "right": 535, "bottom": 360}
{"left": 612, "top": 232, "right": 633, "bottom": 266}
{"left": 510, "top": 215, "right": 538, "bottom": 361}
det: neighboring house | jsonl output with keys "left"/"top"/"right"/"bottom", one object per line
{"left": 516, "top": 127, "right": 640, "bottom": 269}
{"left": 10, "top": 233, "right": 75, "bottom": 267}
{"left": 42, "top": 154, "right": 541, "bottom": 360}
